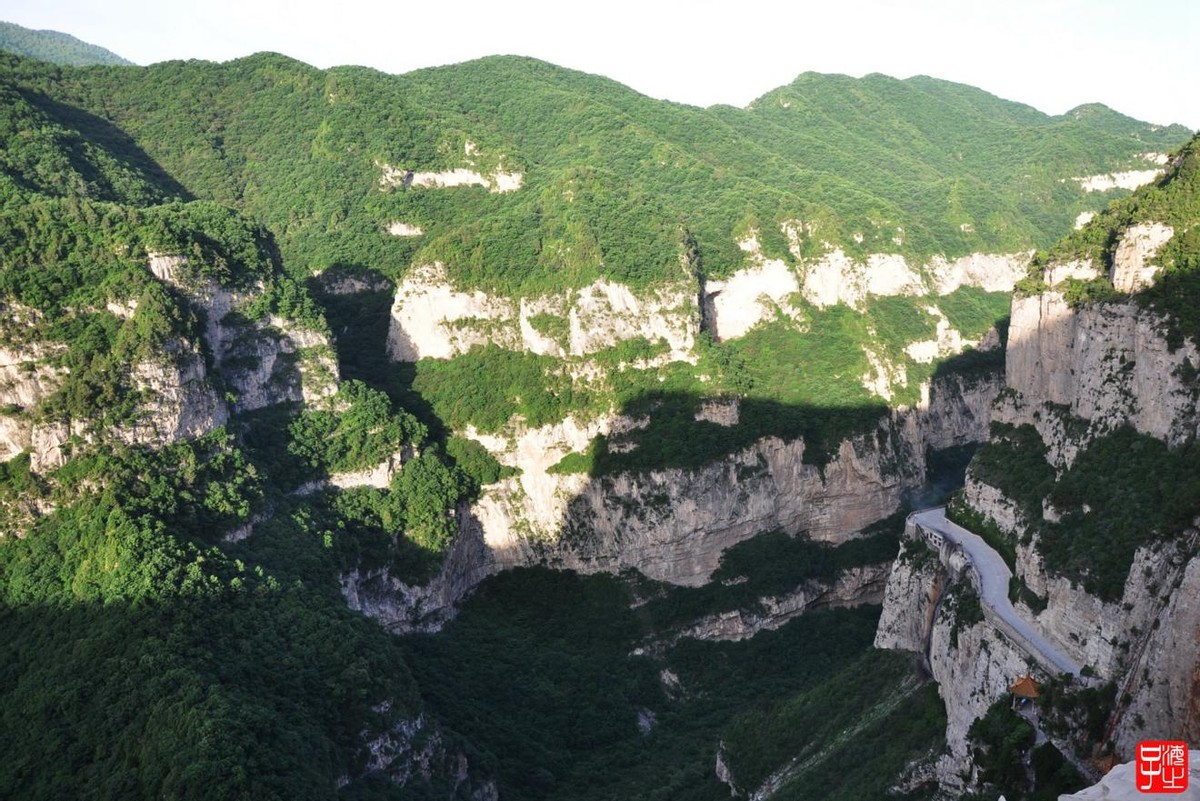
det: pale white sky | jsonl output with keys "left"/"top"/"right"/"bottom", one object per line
{"left": 5, "top": 0, "right": 1199, "bottom": 130}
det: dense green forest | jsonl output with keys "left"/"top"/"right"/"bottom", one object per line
{"left": 0, "top": 21, "right": 133, "bottom": 67}
{"left": 0, "top": 38, "right": 1196, "bottom": 800}
{"left": 0, "top": 50, "right": 1188, "bottom": 295}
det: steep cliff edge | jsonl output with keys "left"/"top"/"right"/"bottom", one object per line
{"left": 876, "top": 525, "right": 1034, "bottom": 794}
{"left": 339, "top": 363, "right": 1001, "bottom": 631}
{"left": 879, "top": 136, "right": 1200, "bottom": 792}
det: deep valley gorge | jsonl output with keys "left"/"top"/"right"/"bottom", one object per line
{"left": 1, "top": 21, "right": 1199, "bottom": 801}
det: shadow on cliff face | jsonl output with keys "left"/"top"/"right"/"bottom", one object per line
{"left": 584, "top": 391, "right": 892, "bottom": 477}
{"left": 572, "top": 336, "right": 1005, "bottom": 484}
{"left": 308, "top": 264, "right": 445, "bottom": 439}
{"left": 537, "top": 329, "right": 1012, "bottom": 584}
{"left": 307, "top": 259, "right": 1010, "bottom": 590}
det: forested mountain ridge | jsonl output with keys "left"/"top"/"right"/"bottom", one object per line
{"left": 1, "top": 51, "right": 1189, "bottom": 291}
{"left": 0, "top": 43, "right": 1196, "bottom": 800}
{"left": 0, "top": 21, "right": 133, "bottom": 67}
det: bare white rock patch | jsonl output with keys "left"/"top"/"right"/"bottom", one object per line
{"left": 801, "top": 250, "right": 924, "bottom": 310}
{"left": 860, "top": 346, "right": 907, "bottom": 402}
{"left": 467, "top": 415, "right": 612, "bottom": 541}
{"left": 377, "top": 161, "right": 523, "bottom": 194}
{"left": 903, "top": 306, "right": 968, "bottom": 364}
{"left": 387, "top": 264, "right": 516, "bottom": 361}
{"left": 706, "top": 232, "right": 801, "bottom": 339}
{"left": 386, "top": 265, "right": 695, "bottom": 362}
{"left": 1073, "top": 169, "right": 1162, "bottom": 193}
{"left": 387, "top": 222, "right": 424, "bottom": 237}
{"left": 568, "top": 280, "right": 695, "bottom": 361}
{"left": 1046, "top": 259, "right": 1101, "bottom": 287}
{"left": 928, "top": 252, "right": 1030, "bottom": 295}
{"left": 1110, "top": 222, "right": 1173, "bottom": 292}
{"left": 105, "top": 299, "right": 138, "bottom": 319}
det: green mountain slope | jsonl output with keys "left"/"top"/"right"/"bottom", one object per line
{"left": 0, "top": 46, "right": 1195, "bottom": 799}
{"left": 0, "top": 21, "right": 132, "bottom": 67}
{"left": 2, "top": 52, "right": 1189, "bottom": 294}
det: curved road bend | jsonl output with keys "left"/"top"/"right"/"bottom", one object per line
{"left": 912, "top": 507, "right": 1083, "bottom": 678}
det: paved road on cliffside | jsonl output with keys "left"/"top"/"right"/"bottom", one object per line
{"left": 912, "top": 508, "right": 1083, "bottom": 678}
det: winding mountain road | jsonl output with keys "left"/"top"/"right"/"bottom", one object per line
{"left": 911, "top": 507, "right": 1083, "bottom": 678}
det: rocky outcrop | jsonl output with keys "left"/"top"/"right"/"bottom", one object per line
{"left": 925, "top": 612, "right": 1039, "bottom": 792}
{"left": 568, "top": 280, "right": 695, "bottom": 359}
{"left": 117, "top": 354, "right": 228, "bottom": 447}
{"left": 876, "top": 531, "right": 1035, "bottom": 794}
{"left": 483, "top": 431, "right": 918, "bottom": 586}
{"left": 378, "top": 162, "right": 522, "bottom": 194}
{"left": 1073, "top": 168, "right": 1165, "bottom": 193}
{"left": 962, "top": 478, "right": 1024, "bottom": 535}
{"left": 220, "top": 318, "right": 339, "bottom": 413}
{"left": 340, "top": 501, "right": 497, "bottom": 632}
{"left": 387, "top": 222, "right": 424, "bottom": 237}
{"left": 350, "top": 706, "right": 497, "bottom": 800}
{"left": 801, "top": 250, "right": 926, "bottom": 309}
{"left": 927, "top": 252, "right": 1030, "bottom": 296}
{"left": 1110, "top": 222, "right": 1173, "bottom": 293}
{"left": 344, "top": 360, "right": 999, "bottom": 631}
{"left": 387, "top": 238, "right": 1031, "bottom": 365}
{"left": 328, "top": 448, "right": 411, "bottom": 490}
{"left": 387, "top": 264, "right": 696, "bottom": 362}
{"left": 462, "top": 364, "right": 998, "bottom": 588}
{"left": 705, "top": 258, "right": 801, "bottom": 340}
{"left": 1006, "top": 291, "right": 1200, "bottom": 449}
{"left": 151, "top": 252, "right": 339, "bottom": 414}
{"left": 0, "top": 344, "right": 66, "bottom": 463}
{"left": 947, "top": 213, "right": 1200, "bottom": 772}
{"left": 1111, "top": 540, "right": 1200, "bottom": 754}
{"left": 1060, "top": 750, "right": 1200, "bottom": 800}
{"left": 672, "top": 562, "right": 890, "bottom": 643}
{"left": 911, "top": 370, "right": 1004, "bottom": 453}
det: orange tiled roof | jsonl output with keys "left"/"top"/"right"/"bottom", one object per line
{"left": 1010, "top": 674, "right": 1039, "bottom": 698}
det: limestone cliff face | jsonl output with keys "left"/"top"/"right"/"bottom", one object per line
{"left": 348, "top": 705, "right": 498, "bottom": 800}
{"left": 1004, "top": 222, "right": 1198, "bottom": 454}
{"left": 667, "top": 562, "right": 890, "bottom": 643}
{"left": 340, "top": 501, "right": 497, "bottom": 633}
{"left": 1, "top": 254, "right": 340, "bottom": 477}
{"left": 153, "top": 254, "right": 339, "bottom": 414}
{"left": 386, "top": 263, "right": 697, "bottom": 362}
{"left": 875, "top": 535, "right": 1031, "bottom": 794}
{"left": 484, "top": 432, "right": 916, "bottom": 586}
{"left": 342, "top": 428, "right": 918, "bottom": 632}
{"left": 911, "top": 370, "right": 1004, "bottom": 453}
{"left": 1116, "top": 553, "right": 1200, "bottom": 753}
{"left": 464, "top": 367, "right": 999, "bottom": 587}
{"left": 117, "top": 355, "right": 229, "bottom": 447}
{"left": 1018, "top": 533, "right": 1192, "bottom": 682}
{"left": 341, "top": 364, "right": 1000, "bottom": 631}
{"left": 925, "top": 613, "right": 1035, "bottom": 793}
{"left": 219, "top": 316, "right": 339, "bottom": 413}
{"left": 960, "top": 473, "right": 1200, "bottom": 760}
{"left": 945, "top": 220, "right": 1200, "bottom": 766}
{"left": 387, "top": 246, "right": 1027, "bottom": 366}
{"left": 0, "top": 343, "right": 66, "bottom": 466}
{"left": 1006, "top": 292, "right": 1199, "bottom": 451}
